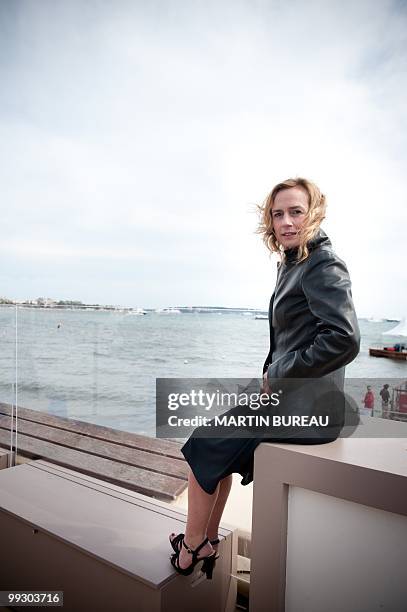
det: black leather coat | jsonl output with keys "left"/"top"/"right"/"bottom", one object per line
{"left": 179, "top": 229, "right": 361, "bottom": 494}
{"left": 262, "top": 228, "right": 360, "bottom": 437}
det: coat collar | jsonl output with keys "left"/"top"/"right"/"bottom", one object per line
{"left": 283, "top": 228, "right": 332, "bottom": 263}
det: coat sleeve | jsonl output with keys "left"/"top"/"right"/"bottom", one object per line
{"left": 262, "top": 293, "right": 275, "bottom": 374}
{"left": 262, "top": 262, "right": 281, "bottom": 374}
{"left": 266, "top": 250, "right": 360, "bottom": 385}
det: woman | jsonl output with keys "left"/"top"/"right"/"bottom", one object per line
{"left": 362, "top": 385, "right": 375, "bottom": 416}
{"left": 169, "top": 177, "right": 360, "bottom": 579}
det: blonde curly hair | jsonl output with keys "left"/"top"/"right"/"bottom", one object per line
{"left": 257, "top": 177, "right": 326, "bottom": 263}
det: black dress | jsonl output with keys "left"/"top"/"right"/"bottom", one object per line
{"left": 181, "top": 229, "right": 360, "bottom": 494}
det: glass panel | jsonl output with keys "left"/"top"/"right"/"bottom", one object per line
{"left": 12, "top": 306, "right": 270, "bottom": 438}
{"left": 0, "top": 303, "right": 17, "bottom": 467}
{"left": 14, "top": 305, "right": 154, "bottom": 435}
{"left": 4, "top": 305, "right": 407, "bottom": 472}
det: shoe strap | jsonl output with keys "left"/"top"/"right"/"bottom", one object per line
{"left": 210, "top": 538, "right": 220, "bottom": 545}
{"left": 183, "top": 536, "right": 209, "bottom": 558}
{"left": 171, "top": 533, "right": 184, "bottom": 548}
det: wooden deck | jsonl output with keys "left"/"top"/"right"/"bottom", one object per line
{"left": 0, "top": 403, "right": 188, "bottom": 501}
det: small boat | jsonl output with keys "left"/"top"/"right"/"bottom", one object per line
{"left": 156, "top": 308, "right": 181, "bottom": 314}
{"left": 127, "top": 308, "right": 147, "bottom": 316}
{"left": 369, "top": 348, "right": 407, "bottom": 361}
{"left": 254, "top": 314, "right": 268, "bottom": 320}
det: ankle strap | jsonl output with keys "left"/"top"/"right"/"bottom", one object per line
{"left": 183, "top": 536, "right": 209, "bottom": 557}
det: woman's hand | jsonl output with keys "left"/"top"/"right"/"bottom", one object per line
{"left": 262, "top": 371, "right": 272, "bottom": 395}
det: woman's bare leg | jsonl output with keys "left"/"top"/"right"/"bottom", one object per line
{"left": 170, "top": 472, "right": 234, "bottom": 569}
{"left": 171, "top": 469, "right": 219, "bottom": 569}
{"left": 206, "top": 474, "right": 233, "bottom": 543}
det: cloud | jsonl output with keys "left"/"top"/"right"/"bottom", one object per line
{"left": 0, "top": 0, "right": 406, "bottom": 315}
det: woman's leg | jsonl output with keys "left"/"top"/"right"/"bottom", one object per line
{"left": 171, "top": 472, "right": 234, "bottom": 569}
{"left": 172, "top": 469, "right": 219, "bottom": 569}
{"left": 207, "top": 474, "right": 233, "bottom": 543}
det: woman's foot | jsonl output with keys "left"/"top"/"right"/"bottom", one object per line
{"left": 169, "top": 532, "right": 184, "bottom": 553}
{"left": 170, "top": 532, "right": 221, "bottom": 560}
{"left": 170, "top": 532, "right": 220, "bottom": 556}
{"left": 208, "top": 535, "right": 220, "bottom": 549}
{"left": 178, "top": 537, "right": 214, "bottom": 571}
{"left": 208, "top": 535, "right": 221, "bottom": 559}
{"left": 170, "top": 534, "right": 214, "bottom": 572}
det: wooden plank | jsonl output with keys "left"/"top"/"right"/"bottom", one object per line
{"left": 0, "top": 414, "right": 188, "bottom": 480}
{"left": 0, "top": 403, "right": 183, "bottom": 458}
{"left": 0, "top": 429, "right": 186, "bottom": 501}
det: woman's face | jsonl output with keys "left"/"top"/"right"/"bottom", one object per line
{"left": 271, "top": 186, "right": 309, "bottom": 249}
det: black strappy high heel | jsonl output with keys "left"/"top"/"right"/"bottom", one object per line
{"left": 169, "top": 533, "right": 221, "bottom": 559}
{"left": 169, "top": 532, "right": 185, "bottom": 554}
{"left": 210, "top": 537, "right": 221, "bottom": 560}
{"left": 170, "top": 535, "right": 217, "bottom": 579}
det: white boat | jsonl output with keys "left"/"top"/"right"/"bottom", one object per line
{"left": 255, "top": 314, "right": 268, "bottom": 320}
{"left": 155, "top": 308, "right": 181, "bottom": 314}
{"left": 127, "top": 308, "right": 147, "bottom": 316}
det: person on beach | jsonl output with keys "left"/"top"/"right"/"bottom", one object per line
{"left": 169, "top": 177, "right": 360, "bottom": 579}
{"left": 380, "top": 384, "right": 391, "bottom": 418}
{"left": 362, "top": 385, "right": 374, "bottom": 416}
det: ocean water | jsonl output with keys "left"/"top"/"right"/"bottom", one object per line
{"left": 0, "top": 307, "right": 405, "bottom": 437}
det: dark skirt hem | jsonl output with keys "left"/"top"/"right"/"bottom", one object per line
{"left": 181, "top": 434, "right": 338, "bottom": 495}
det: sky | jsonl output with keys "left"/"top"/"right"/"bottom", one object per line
{"left": 0, "top": 0, "right": 406, "bottom": 318}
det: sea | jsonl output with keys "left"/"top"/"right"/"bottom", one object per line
{"left": 0, "top": 307, "right": 406, "bottom": 438}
